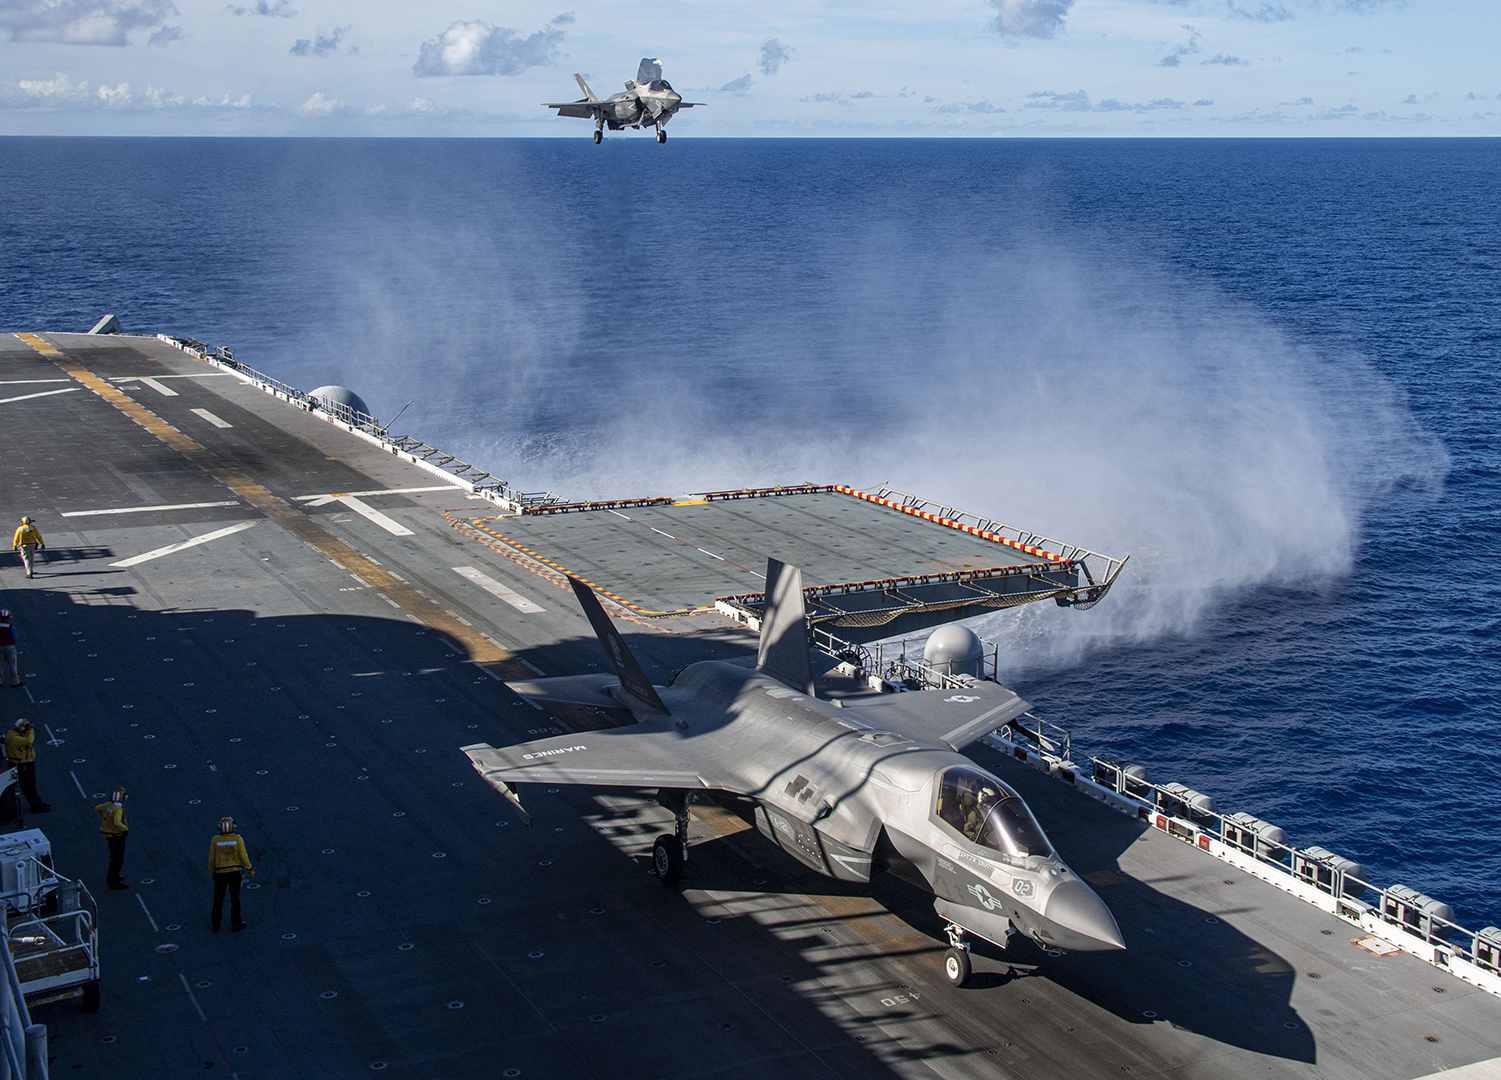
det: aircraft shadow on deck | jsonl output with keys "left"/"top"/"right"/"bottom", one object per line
{"left": 0, "top": 589, "right": 1314, "bottom": 1071}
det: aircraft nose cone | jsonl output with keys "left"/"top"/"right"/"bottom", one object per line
{"left": 1043, "top": 878, "right": 1126, "bottom": 952}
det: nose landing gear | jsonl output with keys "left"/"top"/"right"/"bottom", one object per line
{"left": 656, "top": 126, "right": 667, "bottom": 143}
{"left": 943, "top": 922, "right": 972, "bottom": 987}
{"left": 593, "top": 129, "right": 602, "bottom": 144}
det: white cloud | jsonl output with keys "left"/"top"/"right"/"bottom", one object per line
{"left": 1025, "top": 88, "right": 1091, "bottom": 110}
{"left": 719, "top": 74, "right": 752, "bottom": 93}
{"left": 290, "top": 26, "right": 348, "bottom": 57}
{"left": 146, "top": 22, "right": 177, "bottom": 44}
{"left": 759, "top": 37, "right": 793, "bottom": 75}
{"left": 225, "top": 0, "right": 294, "bottom": 15}
{"left": 296, "top": 90, "right": 343, "bottom": 115}
{"left": 1158, "top": 26, "right": 1201, "bottom": 67}
{"left": 986, "top": 0, "right": 1073, "bottom": 39}
{"left": 0, "top": 0, "right": 178, "bottom": 45}
{"left": 935, "top": 100, "right": 1006, "bottom": 113}
{"left": 412, "top": 19, "right": 565, "bottom": 77}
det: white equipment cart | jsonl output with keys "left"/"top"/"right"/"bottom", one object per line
{"left": 1, "top": 832, "right": 100, "bottom": 1013}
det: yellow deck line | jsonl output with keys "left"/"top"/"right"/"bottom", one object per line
{"left": 19, "top": 334, "right": 518, "bottom": 673}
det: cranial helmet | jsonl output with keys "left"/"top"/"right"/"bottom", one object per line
{"left": 219, "top": 817, "right": 235, "bottom": 834}
{"left": 20, "top": 517, "right": 31, "bottom": 525}
{"left": 12, "top": 719, "right": 30, "bottom": 732}
{"left": 111, "top": 787, "right": 126, "bottom": 803}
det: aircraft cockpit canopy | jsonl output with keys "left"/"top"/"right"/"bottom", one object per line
{"left": 936, "top": 765, "right": 1053, "bottom": 858}
{"left": 648, "top": 80, "right": 673, "bottom": 92}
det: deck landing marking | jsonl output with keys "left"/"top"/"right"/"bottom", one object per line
{"left": 452, "top": 566, "right": 545, "bottom": 613}
{"left": 111, "top": 520, "right": 259, "bottom": 567}
{"left": 295, "top": 485, "right": 455, "bottom": 500}
{"left": 138, "top": 377, "right": 179, "bottom": 397}
{"left": 191, "top": 407, "right": 233, "bottom": 428}
{"left": 18, "top": 337, "right": 521, "bottom": 676}
{"left": 328, "top": 495, "right": 413, "bottom": 536}
{"left": 0, "top": 386, "right": 82, "bottom": 405}
{"left": 0, "top": 378, "right": 70, "bottom": 385}
{"left": 63, "top": 500, "right": 240, "bottom": 518}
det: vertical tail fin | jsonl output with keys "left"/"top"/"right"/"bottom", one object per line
{"left": 567, "top": 576, "right": 669, "bottom": 715}
{"left": 756, "top": 559, "right": 814, "bottom": 696}
{"left": 574, "top": 73, "right": 600, "bottom": 101}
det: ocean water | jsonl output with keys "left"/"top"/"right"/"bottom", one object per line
{"left": 3, "top": 137, "right": 1497, "bottom": 923}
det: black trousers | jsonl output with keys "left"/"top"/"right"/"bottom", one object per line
{"left": 15, "top": 761, "right": 43, "bottom": 810}
{"left": 212, "top": 871, "right": 242, "bottom": 929}
{"left": 106, "top": 833, "right": 127, "bottom": 885}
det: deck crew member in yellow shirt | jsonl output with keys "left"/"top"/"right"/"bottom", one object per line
{"left": 12, "top": 517, "right": 45, "bottom": 579}
{"left": 5, "top": 719, "right": 49, "bottom": 813}
{"left": 94, "top": 787, "right": 129, "bottom": 890}
{"left": 210, "top": 816, "right": 254, "bottom": 933}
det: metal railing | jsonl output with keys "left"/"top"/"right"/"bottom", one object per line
{"left": 868, "top": 485, "right": 1127, "bottom": 608}
{"left": 0, "top": 916, "right": 46, "bottom": 1080}
{"left": 983, "top": 719, "right": 1501, "bottom": 999}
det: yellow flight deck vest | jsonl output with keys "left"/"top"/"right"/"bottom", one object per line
{"left": 94, "top": 802, "right": 128, "bottom": 837}
{"left": 209, "top": 832, "right": 252, "bottom": 874}
{"left": 4, "top": 728, "right": 34, "bottom": 765}
{"left": 12, "top": 526, "right": 42, "bottom": 548}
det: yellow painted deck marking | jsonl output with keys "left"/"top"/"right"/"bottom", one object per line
{"left": 19, "top": 334, "right": 518, "bottom": 673}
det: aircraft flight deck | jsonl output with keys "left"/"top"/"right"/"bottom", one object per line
{"left": 0, "top": 328, "right": 1497, "bottom": 1079}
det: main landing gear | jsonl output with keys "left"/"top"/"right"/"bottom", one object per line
{"left": 652, "top": 791, "right": 691, "bottom": 886}
{"left": 593, "top": 129, "right": 602, "bottom": 144}
{"left": 943, "top": 922, "right": 972, "bottom": 987}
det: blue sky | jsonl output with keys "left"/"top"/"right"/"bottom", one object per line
{"left": 2, "top": 0, "right": 1497, "bottom": 135}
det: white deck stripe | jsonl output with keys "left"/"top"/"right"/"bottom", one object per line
{"left": 110, "top": 520, "right": 258, "bottom": 567}
{"left": 451, "top": 566, "right": 545, "bottom": 613}
{"left": 0, "top": 387, "right": 83, "bottom": 405}
{"left": 293, "top": 485, "right": 456, "bottom": 501}
{"left": 0, "top": 379, "right": 70, "bottom": 385}
{"left": 138, "top": 377, "right": 179, "bottom": 397}
{"left": 62, "top": 501, "right": 240, "bottom": 518}
{"left": 190, "top": 408, "right": 232, "bottom": 428}
{"left": 113, "top": 373, "right": 231, "bottom": 380}
{"left": 338, "top": 496, "right": 414, "bottom": 537}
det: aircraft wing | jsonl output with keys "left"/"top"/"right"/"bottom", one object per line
{"left": 544, "top": 101, "right": 600, "bottom": 118}
{"left": 464, "top": 722, "right": 741, "bottom": 795}
{"left": 834, "top": 682, "right": 1029, "bottom": 751}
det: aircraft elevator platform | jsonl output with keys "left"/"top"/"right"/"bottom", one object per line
{"left": 453, "top": 485, "right": 1126, "bottom": 642}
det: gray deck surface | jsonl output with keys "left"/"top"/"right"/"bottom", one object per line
{"left": 1, "top": 331, "right": 1497, "bottom": 1079}
{"left": 467, "top": 491, "right": 1050, "bottom": 615}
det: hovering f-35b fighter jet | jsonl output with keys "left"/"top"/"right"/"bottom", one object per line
{"left": 464, "top": 560, "right": 1124, "bottom": 986}
{"left": 545, "top": 58, "right": 702, "bottom": 143}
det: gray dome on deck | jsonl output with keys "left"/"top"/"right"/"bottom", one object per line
{"left": 308, "top": 385, "right": 371, "bottom": 419}
{"left": 923, "top": 624, "right": 985, "bottom": 678}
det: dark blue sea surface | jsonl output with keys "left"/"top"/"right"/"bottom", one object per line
{"left": 3, "top": 137, "right": 1498, "bottom": 923}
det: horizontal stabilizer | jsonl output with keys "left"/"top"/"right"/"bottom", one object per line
{"left": 506, "top": 674, "right": 626, "bottom": 710}
{"left": 837, "top": 682, "right": 1029, "bottom": 751}
{"left": 464, "top": 727, "right": 727, "bottom": 791}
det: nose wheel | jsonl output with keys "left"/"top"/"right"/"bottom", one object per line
{"left": 943, "top": 922, "right": 973, "bottom": 987}
{"left": 656, "top": 127, "right": 667, "bottom": 143}
{"left": 593, "top": 129, "right": 602, "bottom": 144}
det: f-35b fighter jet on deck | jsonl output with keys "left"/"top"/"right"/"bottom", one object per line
{"left": 463, "top": 560, "right": 1125, "bottom": 987}
{"left": 545, "top": 58, "right": 702, "bottom": 143}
